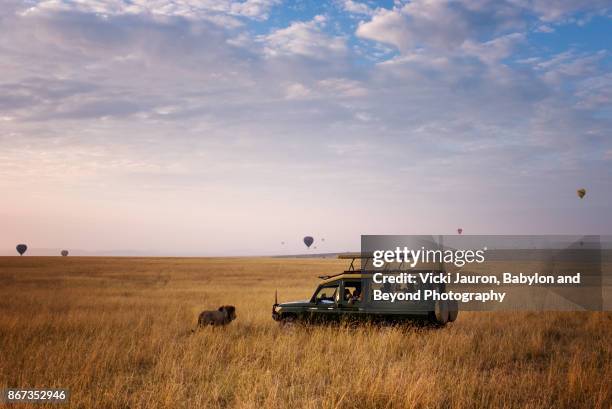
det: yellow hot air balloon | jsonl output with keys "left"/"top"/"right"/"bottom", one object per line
{"left": 577, "top": 188, "right": 586, "bottom": 199}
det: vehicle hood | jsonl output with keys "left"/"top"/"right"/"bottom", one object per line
{"left": 278, "top": 300, "right": 311, "bottom": 307}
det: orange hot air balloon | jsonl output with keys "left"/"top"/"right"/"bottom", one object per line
{"left": 577, "top": 188, "right": 586, "bottom": 199}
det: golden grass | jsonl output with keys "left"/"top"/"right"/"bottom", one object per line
{"left": 0, "top": 257, "right": 610, "bottom": 409}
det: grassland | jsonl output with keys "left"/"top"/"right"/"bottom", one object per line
{"left": 0, "top": 257, "right": 610, "bottom": 409}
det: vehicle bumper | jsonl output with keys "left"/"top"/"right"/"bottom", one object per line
{"left": 272, "top": 305, "right": 281, "bottom": 321}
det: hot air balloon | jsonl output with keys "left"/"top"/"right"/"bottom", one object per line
{"left": 577, "top": 188, "right": 586, "bottom": 199}
{"left": 16, "top": 244, "right": 27, "bottom": 256}
{"left": 61, "top": 250, "right": 69, "bottom": 257}
{"left": 457, "top": 228, "right": 463, "bottom": 235}
{"left": 303, "top": 236, "right": 314, "bottom": 248}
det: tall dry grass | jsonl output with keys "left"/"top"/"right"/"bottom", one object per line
{"left": 0, "top": 257, "right": 610, "bottom": 408}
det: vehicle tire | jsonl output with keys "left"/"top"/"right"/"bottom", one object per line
{"left": 279, "top": 314, "right": 297, "bottom": 328}
{"left": 448, "top": 300, "right": 459, "bottom": 322}
{"left": 433, "top": 300, "right": 449, "bottom": 325}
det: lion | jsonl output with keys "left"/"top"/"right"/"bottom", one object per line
{"left": 197, "top": 305, "right": 237, "bottom": 327}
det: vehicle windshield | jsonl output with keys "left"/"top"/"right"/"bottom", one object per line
{"left": 313, "top": 284, "right": 338, "bottom": 304}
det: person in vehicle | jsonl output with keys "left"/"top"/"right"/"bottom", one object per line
{"left": 344, "top": 288, "right": 352, "bottom": 302}
{"left": 349, "top": 288, "right": 362, "bottom": 305}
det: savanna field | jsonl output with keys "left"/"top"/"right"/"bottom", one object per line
{"left": 0, "top": 257, "right": 610, "bottom": 409}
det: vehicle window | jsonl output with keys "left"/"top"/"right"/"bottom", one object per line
{"left": 343, "top": 281, "right": 362, "bottom": 304}
{"left": 314, "top": 285, "right": 338, "bottom": 304}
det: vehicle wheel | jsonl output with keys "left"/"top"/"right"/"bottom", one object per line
{"left": 433, "top": 300, "right": 449, "bottom": 325}
{"left": 448, "top": 300, "right": 459, "bottom": 322}
{"left": 279, "top": 314, "right": 297, "bottom": 328}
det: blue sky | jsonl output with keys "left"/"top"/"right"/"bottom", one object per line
{"left": 0, "top": 0, "right": 611, "bottom": 255}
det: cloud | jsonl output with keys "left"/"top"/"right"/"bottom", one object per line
{"left": 461, "top": 32, "right": 525, "bottom": 65}
{"left": 20, "top": 0, "right": 281, "bottom": 25}
{"left": 284, "top": 82, "right": 312, "bottom": 99}
{"left": 317, "top": 78, "right": 368, "bottom": 97}
{"left": 342, "top": 0, "right": 374, "bottom": 16}
{"left": 574, "top": 73, "right": 612, "bottom": 109}
{"left": 356, "top": 8, "right": 411, "bottom": 52}
{"left": 228, "top": 0, "right": 280, "bottom": 20}
{"left": 261, "top": 15, "right": 347, "bottom": 59}
{"left": 355, "top": 0, "right": 611, "bottom": 56}
{"left": 535, "top": 24, "right": 555, "bottom": 33}
{"left": 356, "top": 0, "right": 527, "bottom": 54}
{"left": 534, "top": 50, "right": 606, "bottom": 86}
{"left": 526, "top": 0, "right": 612, "bottom": 22}
{"left": 0, "top": 0, "right": 611, "bottom": 253}
{"left": 283, "top": 78, "right": 367, "bottom": 100}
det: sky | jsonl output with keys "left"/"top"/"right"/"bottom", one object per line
{"left": 1, "top": 0, "right": 611, "bottom": 256}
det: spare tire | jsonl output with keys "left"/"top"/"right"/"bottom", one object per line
{"left": 433, "top": 300, "right": 449, "bottom": 325}
{"left": 448, "top": 300, "right": 459, "bottom": 322}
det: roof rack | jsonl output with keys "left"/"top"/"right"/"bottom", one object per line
{"left": 337, "top": 253, "right": 373, "bottom": 259}
{"left": 316, "top": 252, "right": 423, "bottom": 280}
{"left": 335, "top": 252, "right": 414, "bottom": 274}
{"left": 336, "top": 253, "right": 376, "bottom": 272}
{"left": 317, "top": 272, "right": 345, "bottom": 280}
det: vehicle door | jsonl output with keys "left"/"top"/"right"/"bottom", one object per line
{"left": 339, "top": 280, "right": 364, "bottom": 321}
{"left": 309, "top": 282, "right": 340, "bottom": 322}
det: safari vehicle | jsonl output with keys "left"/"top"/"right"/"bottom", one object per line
{"left": 272, "top": 254, "right": 459, "bottom": 326}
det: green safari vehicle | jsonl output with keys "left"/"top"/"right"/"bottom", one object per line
{"left": 272, "top": 254, "right": 459, "bottom": 326}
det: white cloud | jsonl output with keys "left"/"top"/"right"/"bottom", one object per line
{"left": 356, "top": 1, "right": 483, "bottom": 53}
{"left": 354, "top": 0, "right": 610, "bottom": 56}
{"left": 284, "top": 82, "right": 312, "bottom": 99}
{"left": 229, "top": 0, "right": 280, "bottom": 20}
{"left": 21, "top": 0, "right": 281, "bottom": 24}
{"left": 461, "top": 33, "right": 525, "bottom": 65}
{"left": 355, "top": 8, "right": 411, "bottom": 52}
{"left": 526, "top": 0, "right": 612, "bottom": 22}
{"left": 535, "top": 25, "right": 555, "bottom": 33}
{"left": 317, "top": 78, "right": 367, "bottom": 97}
{"left": 283, "top": 78, "right": 367, "bottom": 100}
{"left": 574, "top": 73, "right": 612, "bottom": 109}
{"left": 261, "top": 15, "right": 347, "bottom": 59}
{"left": 535, "top": 51, "right": 605, "bottom": 86}
{"left": 342, "top": 0, "right": 374, "bottom": 16}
